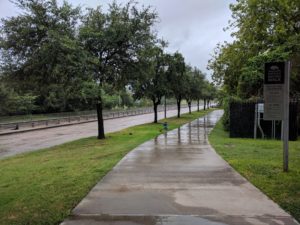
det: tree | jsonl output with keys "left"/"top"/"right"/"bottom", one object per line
{"left": 183, "top": 66, "right": 193, "bottom": 114}
{"left": 183, "top": 65, "right": 205, "bottom": 114}
{"left": 208, "top": 0, "right": 300, "bottom": 99}
{"left": 202, "top": 81, "right": 216, "bottom": 110}
{"left": 167, "top": 52, "right": 186, "bottom": 118}
{"left": 208, "top": 41, "right": 248, "bottom": 96}
{"left": 0, "top": 0, "right": 88, "bottom": 112}
{"left": 132, "top": 42, "right": 168, "bottom": 123}
{"left": 79, "top": 2, "right": 157, "bottom": 139}
{"left": 207, "top": 83, "right": 217, "bottom": 108}
{"left": 190, "top": 67, "right": 205, "bottom": 112}
{"left": 183, "top": 66, "right": 207, "bottom": 114}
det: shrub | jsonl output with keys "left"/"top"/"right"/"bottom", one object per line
{"left": 222, "top": 96, "right": 242, "bottom": 131}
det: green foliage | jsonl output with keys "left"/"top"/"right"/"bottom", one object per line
{"left": 0, "top": 0, "right": 89, "bottom": 112}
{"left": 120, "top": 91, "right": 134, "bottom": 107}
{"left": 208, "top": 0, "right": 300, "bottom": 99}
{"left": 9, "top": 94, "right": 37, "bottom": 115}
{"left": 0, "top": 0, "right": 212, "bottom": 119}
{"left": 0, "top": 0, "right": 161, "bottom": 115}
{"left": 183, "top": 65, "right": 205, "bottom": 103}
{"left": 215, "top": 87, "right": 227, "bottom": 106}
{"left": 166, "top": 52, "right": 186, "bottom": 102}
{"left": 0, "top": 83, "right": 14, "bottom": 115}
{"left": 0, "top": 83, "right": 37, "bottom": 115}
{"left": 202, "top": 81, "right": 217, "bottom": 102}
{"left": 79, "top": 2, "right": 157, "bottom": 87}
{"left": 132, "top": 42, "right": 169, "bottom": 106}
{"left": 103, "top": 94, "right": 120, "bottom": 109}
{"left": 237, "top": 48, "right": 291, "bottom": 99}
{"left": 221, "top": 96, "right": 242, "bottom": 131}
{"left": 133, "top": 98, "right": 152, "bottom": 108}
{"left": 78, "top": 81, "right": 99, "bottom": 106}
{"left": 78, "top": 1, "right": 159, "bottom": 134}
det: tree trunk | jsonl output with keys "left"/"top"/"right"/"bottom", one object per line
{"left": 207, "top": 100, "right": 210, "bottom": 109}
{"left": 188, "top": 101, "right": 191, "bottom": 114}
{"left": 153, "top": 101, "right": 158, "bottom": 123}
{"left": 96, "top": 100, "right": 105, "bottom": 139}
{"left": 197, "top": 99, "right": 200, "bottom": 112}
{"left": 177, "top": 98, "right": 181, "bottom": 118}
{"left": 204, "top": 99, "right": 206, "bottom": 110}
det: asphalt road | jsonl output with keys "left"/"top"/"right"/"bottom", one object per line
{"left": 0, "top": 106, "right": 199, "bottom": 159}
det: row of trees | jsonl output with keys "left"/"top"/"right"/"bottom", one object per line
{"left": 131, "top": 42, "right": 216, "bottom": 123}
{"left": 0, "top": 0, "right": 216, "bottom": 139}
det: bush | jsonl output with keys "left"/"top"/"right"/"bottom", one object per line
{"left": 133, "top": 98, "right": 152, "bottom": 108}
{"left": 120, "top": 92, "right": 134, "bottom": 107}
{"left": 222, "top": 96, "right": 242, "bottom": 131}
{"left": 0, "top": 84, "right": 38, "bottom": 116}
{"left": 103, "top": 94, "right": 120, "bottom": 109}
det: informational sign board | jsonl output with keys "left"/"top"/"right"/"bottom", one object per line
{"left": 263, "top": 61, "right": 290, "bottom": 172}
{"left": 264, "top": 62, "right": 285, "bottom": 120}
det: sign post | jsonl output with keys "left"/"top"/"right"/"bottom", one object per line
{"left": 283, "top": 61, "right": 290, "bottom": 172}
{"left": 264, "top": 61, "right": 290, "bottom": 172}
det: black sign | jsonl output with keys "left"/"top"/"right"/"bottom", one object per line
{"left": 264, "top": 62, "right": 285, "bottom": 84}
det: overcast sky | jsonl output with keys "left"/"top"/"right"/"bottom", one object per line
{"left": 0, "top": 0, "right": 235, "bottom": 80}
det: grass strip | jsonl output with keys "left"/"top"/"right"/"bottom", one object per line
{"left": 0, "top": 108, "right": 214, "bottom": 225}
{"left": 209, "top": 121, "right": 300, "bottom": 222}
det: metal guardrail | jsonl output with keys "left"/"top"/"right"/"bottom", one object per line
{"left": 0, "top": 104, "right": 193, "bottom": 132}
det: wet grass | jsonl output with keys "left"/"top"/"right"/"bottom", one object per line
{"left": 209, "top": 121, "right": 300, "bottom": 222}
{"left": 0, "top": 108, "right": 214, "bottom": 225}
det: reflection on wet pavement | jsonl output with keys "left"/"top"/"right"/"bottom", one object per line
{"left": 62, "top": 110, "right": 299, "bottom": 225}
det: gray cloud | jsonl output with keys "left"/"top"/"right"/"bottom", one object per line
{"left": 0, "top": 0, "right": 235, "bottom": 80}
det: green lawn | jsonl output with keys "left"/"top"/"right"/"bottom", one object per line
{"left": 209, "top": 121, "right": 300, "bottom": 222}
{"left": 0, "top": 109, "right": 214, "bottom": 225}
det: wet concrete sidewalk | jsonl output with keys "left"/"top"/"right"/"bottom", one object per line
{"left": 62, "top": 110, "right": 299, "bottom": 225}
